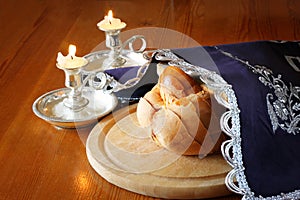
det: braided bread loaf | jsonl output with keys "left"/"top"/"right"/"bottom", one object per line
{"left": 136, "top": 66, "right": 225, "bottom": 156}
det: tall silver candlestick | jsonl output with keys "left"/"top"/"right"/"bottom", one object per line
{"left": 81, "top": 10, "right": 146, "bottom": 73}
{"left": 97, "top": 10, "right": 127, "bottom": 68}
{"left": 104, "top": 29, "right": 126, "bottom": 68}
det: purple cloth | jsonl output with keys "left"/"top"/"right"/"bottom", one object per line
{"left": 173, "top": 41, "right": 300, "bottom": 197}
{"left": 104, "top": 62, "right": 158, "bottom": 100}
{"left": 104, "top": 41, "right": 300, "bottom": 197}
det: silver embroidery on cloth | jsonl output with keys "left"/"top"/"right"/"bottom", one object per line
{"left": 216, "top": 47, "right": 300, "bottom": 135}
{"left": 251, "top": 66, "right": 300, "bottom": 135}
{"left": 214, "top": 45, "right": 300, "bottom": 199}
{"left": 284, "top": 56, "right": 300, "bottom": 72}
{"left": 154, "top": 48, "right": 300, "bottom": 199}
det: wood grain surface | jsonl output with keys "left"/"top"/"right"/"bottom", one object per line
{"left": 0, "top": 0, "right": 299, "bottom": 199}
{"left": 86, "top": 104, "right": 232, "bottom": 199}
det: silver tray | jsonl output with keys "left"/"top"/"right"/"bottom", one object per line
{"left": 83, "top": 50, "right": 148, "bottom": 73}
{"left": 32, "top": 88, "right": 118, "bottom": 128}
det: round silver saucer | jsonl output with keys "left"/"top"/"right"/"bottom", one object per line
{"left": 83, "top": 50, "right": 148, "bottom": 72}
{"left": 32, "top": 88, "right": 118, "bottom": 128}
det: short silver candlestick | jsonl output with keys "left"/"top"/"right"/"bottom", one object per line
{"left": 32, "top": 49, "right": 118, "bottom": 129}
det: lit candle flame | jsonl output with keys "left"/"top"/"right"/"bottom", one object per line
{"left": 56, "top": 44, "right": 87, "bottom": 69}
{"left": 97, "top": 9, "right": 126, "bottom": 31}
{"left": 108, "top": 10, "right": 113, "bottom": 24}
{"left": 68, "top": 44, "right": 76, "bottom": 59}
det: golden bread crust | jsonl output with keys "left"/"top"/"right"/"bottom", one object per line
{"left": 136, "top": 66, "right": 225, "bottom": 156}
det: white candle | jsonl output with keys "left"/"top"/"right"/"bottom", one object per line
{"left": 97, "top": 10, "right": 126, "bottom": 31}
{"left": 56, "top": 44, "right": 88, "bottom": 69}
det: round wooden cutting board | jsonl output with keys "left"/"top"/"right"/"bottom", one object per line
{"left": 86, "top": 104, "right": 232, "bottom": 199}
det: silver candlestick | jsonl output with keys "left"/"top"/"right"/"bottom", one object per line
{"left": 82, "top": 11, "right": 147, "bottom": 73}
{"left": 104, "top": 28, "right": 126, "bottom": 68}
{"left": 32, "top": 45, "right": 118, "bottom": 128}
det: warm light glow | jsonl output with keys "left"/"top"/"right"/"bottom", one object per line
{"left": 68, "top": 44, "right": 76, "bottom": 57}
{"left": 97, "top": 9, "right": 126, "bottom": 31}
{"left": 56, "top": 44, "right": 87, "bottom": 69}
{"left": 107, "top": 10, "right": 113, "bottom": 21}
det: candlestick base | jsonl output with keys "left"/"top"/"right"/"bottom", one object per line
{"left": 110, "top": 56, "right": 126, "bottom": 68}
{"left": 32, "top": 87, "right": 118, "bottom": 128}
{"left": 63, "top": 95, "right": 89, "bottom": 112}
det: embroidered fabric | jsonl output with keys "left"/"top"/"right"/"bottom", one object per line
{"left": 99, "top": 42, "right": 300, "bottom": 199}
{"left": 214, "top": 45, "right": 300, "bottom": 200}
{"left": 153, "top": 49, "right": 251, "bottom": 197}
{"left": 173, "top": 41, "right": 300, "bottom": 200}
{"left": 215, "top": 47, "right": 300, "bottom": 135}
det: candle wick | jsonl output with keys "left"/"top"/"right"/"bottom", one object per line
{"left": 71, "top": 55, "right": 74, "bottom": 60}
{"left": 109, "top": 20, "right": 112, "bottom": 25}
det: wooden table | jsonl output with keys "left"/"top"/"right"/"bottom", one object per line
{"left": 0, "top": 0, "right": 299, "bottom": 199}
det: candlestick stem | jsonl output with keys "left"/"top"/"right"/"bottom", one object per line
{"left": 60, "top": 67, "right": 89, "bottom": 111}
{"left": 105, "top": 30, "right": 126, "bottom": 67}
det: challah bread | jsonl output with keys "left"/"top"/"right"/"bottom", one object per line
{"left": 136, "top": 66, "right": 225, "bottom": 156}
{"left": 159, "top": 66, "right": 202, "bottom": 99}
